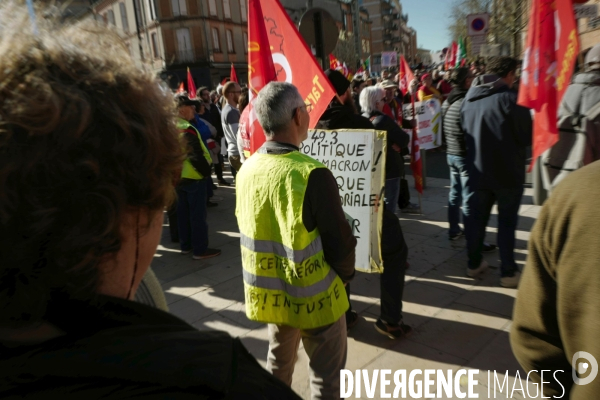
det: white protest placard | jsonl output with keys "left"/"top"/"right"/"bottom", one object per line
{"left": 300, "top": 129, "right": 385, "bottom": 273}
{"left": 381, "top": 51, "right": 398, "bottom": 68}
{"left": 402, "top": 98, "right": 442, "bottom": 150}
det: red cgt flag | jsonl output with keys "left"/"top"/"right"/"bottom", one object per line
{"left": 240, "top": 0, "right": 278, "bottom": 156}
{"left": 259, "top": 0, "right": 337, "bottom": 129}
{"left": 399, "top": 55, "right": 415, "bottom": 96}
{"left": 519, "top": 0, "right": 579, "bottom": 171}
{"left": 186, "top": 67, "right": 196, "bottom": 98}
{"left": 230, "top": 63, "right": 239, "bottom": 83}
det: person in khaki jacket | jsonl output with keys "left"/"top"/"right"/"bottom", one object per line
{"left": 511, "top": 160, "right": 600, "bottom": 399}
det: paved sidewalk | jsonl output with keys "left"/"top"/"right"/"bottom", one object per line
{"left": 152, "top": 175, "right": 540, "bottom": 400}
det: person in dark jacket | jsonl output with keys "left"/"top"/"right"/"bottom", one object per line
{"left": 351, "top": 77, "right": 366, "bottom": 114}
{"left": 460, "top": 56, "right": 532, "bottom": 288}
{"left": 198, "top": 86, "right": 231, "bottom": 186}
{"left": 359, "top": 85, "right": 413, "bottom": 339}
{"left": 0, "top": 9, "right": 298, "bottom": 399}
{"left": 317, "top": 70, "right": 412, "bottom": 339}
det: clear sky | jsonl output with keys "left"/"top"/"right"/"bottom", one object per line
{"left": 401, "top": 0, "right": 454, "bottom": 52}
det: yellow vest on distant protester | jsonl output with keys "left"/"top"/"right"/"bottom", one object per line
{"left": 235, "top": 151, "right": 349, "bottom": 329}
{"left": 177, "top": 118, "right": 212, "bottom": 180}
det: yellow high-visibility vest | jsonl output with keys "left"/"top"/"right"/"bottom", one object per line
{"left": 177, "top": 118, "right": 212, "bottom": 180}
{"left": 235, "top": 150, "right": 349, "bottom": 329}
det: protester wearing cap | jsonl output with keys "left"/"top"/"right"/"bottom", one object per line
{"left": 316, "top": 69, "right": 374, "bottom": 131}
{"left": 379, "top": 79, "right": 402, "bottom": 123}
{"left": 418, "top": 73, "right": 443, "bottom": 101}
{"left": 175, "top": 93, "right": 222, "bottom": 260}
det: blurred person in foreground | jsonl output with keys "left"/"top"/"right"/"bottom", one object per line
{"left": 460, "top": 56, "right": 532, "bottom": 287}
{"left": 0, "top": 4, "right": 299, "bottom": 399}
{"left": 511, "top": 160, "right": 600, "bottom": 400}
{"left": 236, "top": 82, "right": 355, "bottom": 399}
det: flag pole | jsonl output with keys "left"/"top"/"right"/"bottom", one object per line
{"left": 410, "top": 93, "right": 423, "bottom": 215}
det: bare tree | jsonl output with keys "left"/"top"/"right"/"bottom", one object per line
{"left": 332, "top": 30, "right": 361, "bottom": 70}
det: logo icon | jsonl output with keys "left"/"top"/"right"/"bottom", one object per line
{"left": 572, "top": 351, "right": 598, "bottom": 385}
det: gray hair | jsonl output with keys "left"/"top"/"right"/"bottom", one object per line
{"left": 359, "top": 86, "right": 385, "bottom": 115}
{"left": 255, "top": 82, "right": 304, "bottom": 137}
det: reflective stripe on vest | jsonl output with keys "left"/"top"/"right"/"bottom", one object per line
{"left": 236, "top": 151, "right": 349, "bottom": 329}
{"left": 177, "top": 118, "right": 212, "bottom": 180}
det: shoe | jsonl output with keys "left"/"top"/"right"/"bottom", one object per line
{"left": 500, "top": 271, "right": 521, "bottom": 288}
{"left": 192, "top": 248, "right": 222, "bottom": 260}
{"left": 346, "top": 310, "right": 359, "bottom": 332}
{"left": 207, "top": 201, "right": 219, "bottom": 207}
{"left": 482, "top": 243, "right": 497, "bottom": 253}
{"left": 212, "top": 184, "right": 218, "bottom": 190}
{"left": 449, "top": 230, "right": 464, "bottom": 241}
{"left": 181, "top": 249, "right": 192, "bottom": 255}
{"left": 466, "top": 260, "right": 489, "bottom": 277}
{"left": 374, "top": 319, "right": 412, "bottom": 339}
{"left": 401, "top": 203, "right": 421, "bottom": 214}
{"left": 218, "top": 180, "right": 231, "bottom": 186}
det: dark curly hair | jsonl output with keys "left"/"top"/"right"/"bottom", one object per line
{"left": 0, "top": 2, "right": 184, "bottom": 327}
{"left": 449, "top": 67, "right": 472, "bottom": 88}
{"left": 487, "top": 56, "right": 518, "bottom": 78}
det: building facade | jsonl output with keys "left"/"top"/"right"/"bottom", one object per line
{"left": 93, "top": 0, "right": 249, "bottom": 90}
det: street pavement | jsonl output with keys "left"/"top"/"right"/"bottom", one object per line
{"left": 152, "top": 166, "right": 541, "bottom": 400}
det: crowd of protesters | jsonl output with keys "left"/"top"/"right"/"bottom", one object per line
{"left": 6, "top": 0, "right": 600, "bottom": 398}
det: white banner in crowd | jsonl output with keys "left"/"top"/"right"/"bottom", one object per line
{"left": 402, "top": 98, "right": 442, "bottom": 150}
{"left": 300, "top": 130, "right": 385, "bottom": 274}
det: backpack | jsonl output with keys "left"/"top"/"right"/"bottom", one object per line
{"left": 543, "top": 82, "right": 600, "bottom": 190}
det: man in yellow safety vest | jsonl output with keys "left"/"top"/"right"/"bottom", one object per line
{"left": 236, "top": 82, "right": 356, "bottom": 400}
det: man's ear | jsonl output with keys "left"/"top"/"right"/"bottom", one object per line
{"left": 292, "top": 107, "right": 301, "bottom": 126}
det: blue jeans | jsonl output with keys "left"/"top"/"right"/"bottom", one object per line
{"left": 384, "top": 177, "right": 401, "bottom": 214}
{"left": 176, "top": 179, "right": 208, "bottom": 256}
{"left": 447, "top": 155, "right": 472, "bottom": 236}
{"left": 465, "top": 187, "right": 523, "bottom": 276}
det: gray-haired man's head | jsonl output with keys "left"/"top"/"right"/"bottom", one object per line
{"left": 255, "top": 82, "right": 306, "bottom": 139}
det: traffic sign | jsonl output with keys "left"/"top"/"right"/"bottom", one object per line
{"left": 467, "top": 13, "right": 490, "bottom": 36}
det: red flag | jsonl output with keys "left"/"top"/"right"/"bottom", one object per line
{"left": 242, "top": 0, "right": 277, "bottom": 155}
{"left": 230, "top": 63, "right": 239, "bottom": 83}
{"left": 399, "top": 55, "right": 415, "bottom": 96}
{"left": 259, "top": 0, "right": 337, "bottom": 128}
{"left": 410, "top": 98, "right": 423, "bottom": 195}
{"left": 519, "top": 0, "right": 579, "bottom": 171}
{"left": 329, "top": 54, "right": 340, "bottom": 70}
{"left": 177, "top": 82, "right": 184, "bottom": 93}
{"left": 449, "top": 41, "right": 458, "bottom": 70}
{"left": 186, "top": 67, "right": 196, "bottom": 98}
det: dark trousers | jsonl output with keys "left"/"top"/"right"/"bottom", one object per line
{"left": 447, "top": 154, "right": 472, "bottom": 236}
{"left": 345, "top": 209, "right": 408, "bottom": 324}
{"left": 214, "top": 154, "right": 225, "bottom": 181}
{"left": 167, "top": 201, "right": 179, "bottom": 242}
{"left": 465, "top": 187, "right": 523, "bottom": 276}
{"left": 176, "top": 179, "right": 209, "bottom": 256}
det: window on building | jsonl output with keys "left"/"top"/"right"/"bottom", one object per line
{"left": 171, "top": 0, "right": 187, "bottom": 16}
{"left": 223, "top": 0, "right": 231, "bottom": 19}
{"left": 106, "top": 9, "right": 116, "bottom": 26}
{"left": 242, "top": 31, "right": 248, "bottom": 53}
{"left": 240, "top": 0, "right": 247, "bottom": 22}
{"left": 176, "top": 28, "right": 193, "bottom": 61}
{"left": 146, "top": 0, "right": 156, "bottom": 21}
{"left": 134, "top": 0, "right": 145, "bottom": 26}
{"left": 119, "top": 3, "right": 129, "bottom": 32}
{"left": 212, "top": 28, "right": 221, "bottom": 52}
{"left": 208, "top": 0, "right": 217, "bottom": 16}
{"left": 151, "top": 33, "right": 159, "bottom": 58}
{"left": 226, "top": 30, "right": 234, "bottom": 52}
